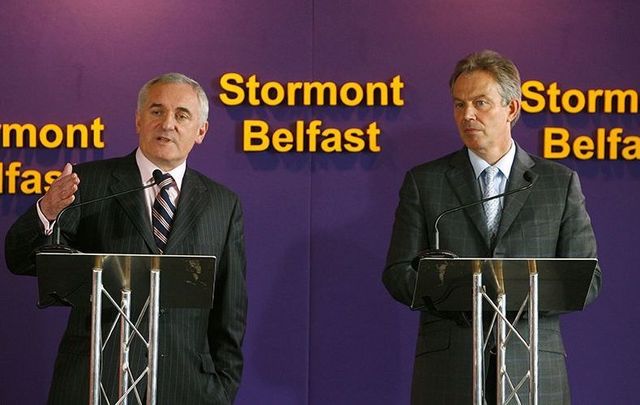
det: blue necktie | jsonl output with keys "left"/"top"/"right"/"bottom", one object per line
{"left": 152, "top": 172, "right": 176, "bottom": 253}
{"left": 482, "top": 166, "right": 501, "bottom": 239}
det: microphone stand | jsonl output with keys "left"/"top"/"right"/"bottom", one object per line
{"left": 412, "top": 173, "right": 537, "bottom": 268}
{"left": 37, "top": 171, "right": 161, "bottom": 253}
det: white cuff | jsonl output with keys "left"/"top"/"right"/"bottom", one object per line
{"left": 36, "top": 197, "right": 56, "bottom": 236}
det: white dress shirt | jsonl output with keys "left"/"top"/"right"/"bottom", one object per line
{"left": 467, "top": 140, "right": 516, "bottom": 210}
{"left": 37, "top": 148, "right": 186, "bottom": 235}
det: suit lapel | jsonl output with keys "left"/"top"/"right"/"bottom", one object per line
{"left": 164, "top": 169, "right": 208, "bottom": 253}
{"left": 495, "top": 144, "right": 537, "bottom": 242}
{"left": 109, "top": 154, "right": 157, "bottom": 253}
{"left": 446, "top": 149, "right": 492, "bottom": 248}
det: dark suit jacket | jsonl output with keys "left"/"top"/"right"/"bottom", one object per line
{"left": 383, "top": 144, "right": 601, "bottom": 404}
{"left": 5, "top": 152, "right": 247, "bottom": 405}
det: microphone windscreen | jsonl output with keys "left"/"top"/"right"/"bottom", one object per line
{"left": 152, "top": 169, "right": 164, "bottom": 185}
{"left": 523, "top": 171, "right": 537, "bottom": 186}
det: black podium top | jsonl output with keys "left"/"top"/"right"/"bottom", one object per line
{"left": 411, "top": 257, "right": 598, "bottom": 312}
{"left": 36, "top": 253, "right": 216, "bottom": 309}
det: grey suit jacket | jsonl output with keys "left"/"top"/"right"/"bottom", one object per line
{"left": 5, "top": 152, "right": 247, "bottom": 405}
{"left": 383, "top": 144, "right": 601, "bottom": 404}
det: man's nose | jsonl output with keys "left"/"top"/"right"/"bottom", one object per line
{"left": 463, "top": 105, "right": 476, "bottom": 121}
{"left": 161, "top": 113, "right": 176, "bottom": 129}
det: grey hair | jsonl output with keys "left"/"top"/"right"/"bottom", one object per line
{"left": 449, "top": 50, "right": 521, "bottom": 126}
{"left": 137, "top": 72, "right": 209, "bottom": 124}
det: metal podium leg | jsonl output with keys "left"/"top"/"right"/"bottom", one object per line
{"left": 493, "top": 259, "right": 506, "bottom": 405}
{"left": 472, "top": 264, "right": 483, "bottom": 405}
{"left": 496, "top": 292, "right": 506, "bottom": 404}
{"left": 528, "top": 260, "right": 539, "bottom": 405}
{"left": 90, "top": 257, "right": 104, "bottom": 405}
{"left": 147, "top": 260, "right": 160, "bottom": 405}
{"left": 119, "top": 290, "right": 131, "bottom": 404}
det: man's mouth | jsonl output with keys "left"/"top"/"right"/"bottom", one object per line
{"left": 156, "top": 136, "right": 174, "bottom": 143}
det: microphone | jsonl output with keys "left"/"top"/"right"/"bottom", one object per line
{"left": 412, "top": 171, "right": 537, "bottom": 266}
{"left": 151, "top": 169, "right": 166, "bottom": 186}
{"left": 40, "top": 169, "right": 163, "bottom": 252}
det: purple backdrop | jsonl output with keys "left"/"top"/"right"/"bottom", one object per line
{"left": 1, "top": 1, "right": 637, "bottom": 404}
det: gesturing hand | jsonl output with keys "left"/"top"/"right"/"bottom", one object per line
{"left": 40, "top": 163, "right": 80, "bottom": 221}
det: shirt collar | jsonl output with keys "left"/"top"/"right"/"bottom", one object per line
{"left": 467, "top": 140, "right": 516, "bottom": 180}
{"left": 135, "top": 148, "right": 186, "bottom": 191}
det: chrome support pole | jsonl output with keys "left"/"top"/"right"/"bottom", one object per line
{"left": 493, "top": 259, "right": 506, "bottom": 405}
{"left": 146, "top": 257, "right": 161, "bottom": 405}
{"left": 89, "top": 256, "right": 104, "bottom": 405}
{"left": 472, "top": 261, "right": 483, "bottom": 405}
{"left": 528, "top": 260, "right": 539, "bottom": 405}
{"left": 496, "top": 292, "right": 507, "bottom": 404}
{"left": 118, "top": 289, "right": 131, "bottom": 404}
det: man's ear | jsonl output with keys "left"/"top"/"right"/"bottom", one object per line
{"left": 195, "top": 121, "right": 209, "bottom": 145}
{"left": 507, "top": 99, "right": 520, "bottom": 122}
{"left": 135, "top": 112, "right": 141, "bottom": 134}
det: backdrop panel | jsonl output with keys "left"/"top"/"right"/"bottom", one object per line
{"left": 1, "top": 1, "right": 638, "bottom": 404}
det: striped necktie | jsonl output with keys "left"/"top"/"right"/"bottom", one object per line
{"left": 152, "top": 171, "right": 176, "bottom": 253}
{"left": 482, "top": 166, "right": 502, "bottom": 239}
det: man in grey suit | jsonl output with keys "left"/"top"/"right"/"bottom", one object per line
{"left": 383, "top": 50, "right": 601, "bottom": 404}
{"left": 5, "top": 73, "right": 247, "bottom": 404}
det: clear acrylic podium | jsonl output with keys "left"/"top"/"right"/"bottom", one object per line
{"left": 36, "top": 252, "right": 217, "bottom": 405}
{"left": 411, "top": 257, "right": 597, "bottom": 405}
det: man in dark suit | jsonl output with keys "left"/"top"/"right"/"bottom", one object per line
{"left": 383, "top": 51, "right": 601, "bottom": 404}
{"left": 5, "top": 73, "right": 247, "bottom": 404}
